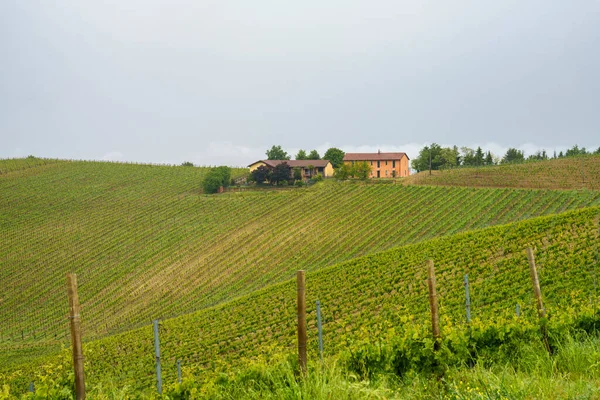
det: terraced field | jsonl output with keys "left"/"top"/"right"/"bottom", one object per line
{"left": 3, "top": 205, "right": 599, "bottom": 393}
{"left": 405, "top": 155, "right": 600, "bottom": 190}
{"left": 2, "top": 159, "right": 600, "bottom": 352}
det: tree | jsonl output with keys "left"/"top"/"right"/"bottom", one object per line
{"left": 266, "top": 145, "right": 290, "bottom": 160}
{"left": 270, "top": 162, "right": 292, "bottom": 185}
{"left": 334, "top": 163, "right": 352, "bottom": 180}
{"left": 461, "top": 147, "right": 476, "bottom": 167}
{"left": 474, "top": 147, "right": 484, "bottom": 166}
{"left": 565, "top": 145, "right": 588, "bottom": 157}
{"left": 202, "top": 166, "right": 232, "bottom": 194}
{"left": 502, "top": 148, "right": 525, "bottom": 164}
{"left": 436, "top": 147, "right": 460, "bottom": 169}
{"left": 181, "top": 161, "right": 194, "bottom": 167}
{"left": 484, "top": 151, "right": 494, "bottom": 166}
{"left": 595, "top": 147, "right": 600, "bottom": 155}
{"left": 352, "top": 161, "right": 371, "bottom": 180}
{"left": 296, "top": 149, "right": 307, "bottom": 160}
{"left": 323, "top": 147, "right": 345, "bottom": 168}
{"left": 527, "top": 150, "right": 548, "bottom": 161}
{"left": 293, "top": 168, "right": 302, "bottom": 181}
{"left": 308, "top": 150, "right": 320, "bottom": 160}
{"left": 250, "top": 165, "right": 271, "bottom": 184}
{"left": 411, "top": 143, "right": 459, "bottom": 172}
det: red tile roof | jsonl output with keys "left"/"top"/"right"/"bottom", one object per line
{"left": 248, "top": 160, "right": 331, "bottom": 168}
{"left": 343, "top": 152, "right": 409, "bottom": 161}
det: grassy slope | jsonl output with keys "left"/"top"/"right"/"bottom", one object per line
{"left": 2, "top": 159, "right": 600, "bottom": 349}
{"left": 404, "top": 155, "right": 600, "bottom": 190}
{"left": 3, "top": 205, "right": 599, "bottom": 393}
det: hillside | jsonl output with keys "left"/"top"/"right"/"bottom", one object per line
{"left": 404, "top": 155, "right": 600, "bottom": 190}
{"left": 2, "top": 159, "right": 600, "bottom": 351}
{"left": 3, "top": 205, "right": 599, "bottom": 393}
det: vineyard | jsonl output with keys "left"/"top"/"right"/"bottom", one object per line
{"left": 1, "top": 158, "right": 600, "bottom": 397}
{"left": 404, "top": 155, "right": 600, "bottom": 190}
{"left": 2, "top": 205, "right": 599, "bottom": 395}
{"left": 2, "top": 160, "right": 600, "bottom": 351}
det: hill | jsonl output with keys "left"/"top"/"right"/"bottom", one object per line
{"left": 3, "top": 205, "right": 599, "bottom": 393}
{"left": 404, "top": 155, "right": 600, "bottom": 190}
{"left": 2, "top": 159, "right": 600, "bottom": 352}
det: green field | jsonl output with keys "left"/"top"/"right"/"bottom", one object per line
{"left": 405, "top": 155, "right": 600, "bottom": 190}
{"left": 1, "top": 157, "right": 600, "bottom": 398}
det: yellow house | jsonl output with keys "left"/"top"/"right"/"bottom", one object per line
{"left": 248, "top": 160, "right": 334, "bottom": 179}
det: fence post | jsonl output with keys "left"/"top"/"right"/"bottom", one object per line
{"left": 66, "top": 273, "right": 85, "bottom": 400}
{"left": 427, "top": 260, "right": 441, "bottom": 350}
{"left": 516, "top": 303, "right": 521, "bottom": 317}
{"left": 316, "top": 300, "right": 323, "bottom": 361}
{"left": 464, "top": 274, "right": 471, "bottom": 324}
{"left": 527, "top": 248, "right": 550, "bottom": 352}
{"left": 297, "top": 270, "right": 307, "bottom": 374}
{"left": 177, "top": 359, "right": 182, "bottom": 384}
{"left": 153, "top": 320, "right": 162, "bottom": 394}
{"left": 29, "top": 382, "right": 34, "bottom": 393}
{"left": 527, "top": 248, "right": 546, "bottom": 319}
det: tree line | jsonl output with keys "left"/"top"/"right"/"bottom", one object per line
{"left": 265, "top": 145, "right": 345, "bottom": 169}
{"left": 411, "top": 144, "right": 600, "bottom": 173}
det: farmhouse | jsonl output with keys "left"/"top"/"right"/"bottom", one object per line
{"left": 343, "top": 151, "right": 410, "bottom": 178}
{"left": 248, "top": 160, "right": 334, "bottom": 180}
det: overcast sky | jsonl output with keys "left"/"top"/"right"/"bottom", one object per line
{"left": 1, "top": 1, "right": 599, "bottom": 166}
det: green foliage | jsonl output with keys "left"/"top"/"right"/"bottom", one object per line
{"left": 295, "top": 149, "right": 307, "bottom": 160}
{"left": 323, "top": 148, "right": 345, "bottom": 168}
{"left": 412, "top": 144, "right": 461, "bottom": 171}
{"left": 565, "top": 145, "right": 588, "bottom": 157}
{"left": 351, "top": 161, "right": 371, "bottom": 180}
{"left": 266, "top": 145, "right": 290, "bottom": 160}
{"left": 527, "top": 150, "right": 548, "bottom": 161}
{"left": 307, "top": 150, "right": 320, "bottom": 160}
{"left": 502, "top": 148, "right": 525, "bottom": 164}
{"left": 181, "top": 161, "right": 194, "bottom": 167}
{"left": 251, "top": 165, "right": 271, "bottom": 184}
{"left": 293, "top": 168, "right": 302, "bottom": 181}
{"left": 333, "top": 163, "right": 352, "bottom": 180}
{"left": 270, "top": 162, "right": 291, "bottom": 185}
{"left": 202, "top": 166, "right": 232, "bottom": 193}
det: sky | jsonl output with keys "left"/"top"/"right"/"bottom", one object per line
{"left": 1, "top": 0, "right": 599, "bottom": 167}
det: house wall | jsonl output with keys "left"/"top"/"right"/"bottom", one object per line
{"left": 344, "top": 156, "right": 410, "bottom": 178}
{"left": 248, "top": 161, "right": 267, "bottom": 172}
{"left": 323, "top": 163, "right": 334, "bottom": 177}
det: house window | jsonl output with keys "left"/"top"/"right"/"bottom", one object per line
{"left": 385, "top": 170, "right": 388, "bottom": 176}
{"left": 370, "top": 161, "right": 373, "bottom": 166}
{"left": 385, "top": 161, "right": 388, "bottom": 166}
{"left": 377, "top": 161, "right": 380, "bottom": 168}
{"left": 392, "top": 160, "right": 396, "bottom": 168}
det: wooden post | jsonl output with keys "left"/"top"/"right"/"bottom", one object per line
{"left": 527, "top": 248, "right": 546, "bottom": 318}
{"left": 66, "top": 273, "right": 85, "bottom": 400}
{"left": 297, "top": 270, "right": 307, "bottom": 374}
{"left": 427, "top": 260, "right": 441, "bottom": 349}
{"left": 527, "top": 248, "right": 550, "bottom": 353}
{"left": 153, "top": 320, "right": 162, "bottom": 394}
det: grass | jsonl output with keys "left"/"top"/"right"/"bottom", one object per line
{"left": 7, "top": 331, "right": 598, "bottom": 399}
